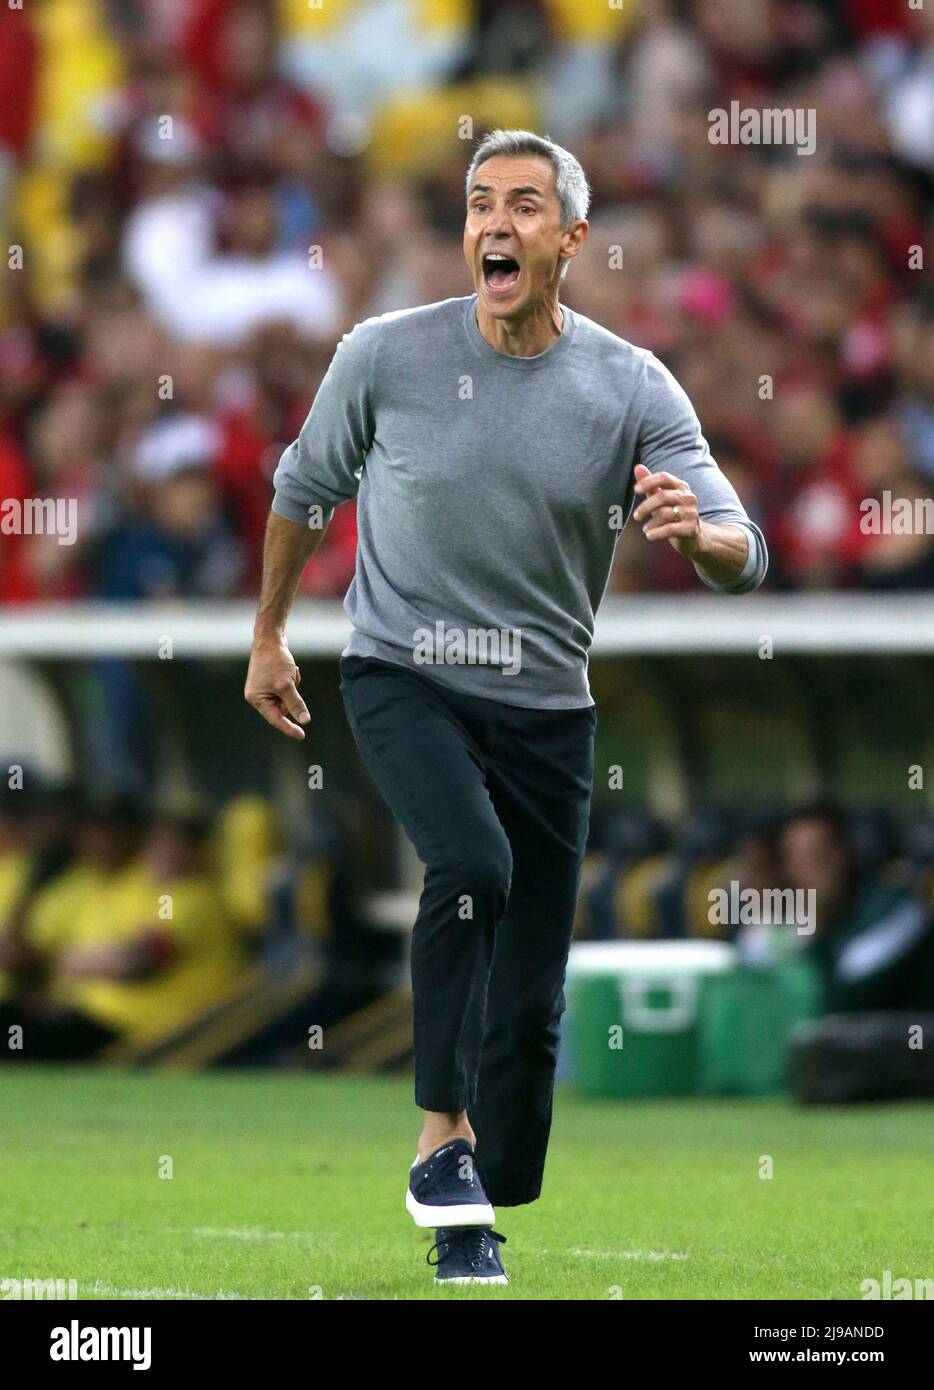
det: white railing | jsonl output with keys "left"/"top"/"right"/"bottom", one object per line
{"left": 0, "top": 593, "right": 931, "bottom": 658}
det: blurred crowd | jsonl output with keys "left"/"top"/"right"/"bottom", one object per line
{"left": 0, "top": 773, "right": 390, "bottom": 1060}
{"left": 0, "top": 783, "right": 252, "bottom": 1057}
{"left": 5, "top": 768, "right": 932, "bottom": 1063}
{"left": 583, "top": 799, "right": 934, "bottom": 1014}
{"left": 0, "top": 0, "right": 933, "bottom": 603}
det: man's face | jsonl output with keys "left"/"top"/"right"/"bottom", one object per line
{"left": 781, "top": 818, "right": 851, "bottom": 919}
{"left": 146, "top": 824, "right": 200, "bottom": 880}
{"left": 79, "top": 820, "right": 141, "bottom": 871}
{"left": 464, "top": 154, "right": 581, "bottom": 319}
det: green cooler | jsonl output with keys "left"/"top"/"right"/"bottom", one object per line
{"left": 565, "top": 941, "right": 737, "bottom": 1098}
{"left": 697, "top": 958, "right": 823, "bottom": 1095}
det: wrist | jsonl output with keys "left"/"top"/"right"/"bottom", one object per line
{"left": 687, "top": 518, "right": 711, "bottom": 562}
{"left": 253, "top": 620, "right": 287, "bottom": 645}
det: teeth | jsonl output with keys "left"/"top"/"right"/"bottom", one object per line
{"left": 485, "top": 254, "right": 512, "bottom": 261}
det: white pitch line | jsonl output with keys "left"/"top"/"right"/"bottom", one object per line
{"left": 83, "top": 1282, "right": 259, "bottom": 1301}
{"left": 530, "top": 1248, "right": 689, "bottom": 1261}
{"left": 188, "top": 1226, "right": 291, "bottom": 1241}
{"left": 162, "top": 1226, "right": 313, "bottom": 1242}
{"left": 160, "top": 1230, "right": 692, "bottom": 1262}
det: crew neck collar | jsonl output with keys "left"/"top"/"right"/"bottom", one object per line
{"left": 464, "top": 293, "right": 576, "bottom": 369}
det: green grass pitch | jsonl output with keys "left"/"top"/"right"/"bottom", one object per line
{"left": 2, "top": 1067, "right": 933, "bottom": 1300}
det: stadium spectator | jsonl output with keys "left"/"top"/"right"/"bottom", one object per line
{"left": 779, "top": 800, "right": 934, "bottom": 1015}
{"left": 892, "top": 298, "right": 934, "bottom": 481}
{"left": 0, "top": 433, "right": 36, "bottom": 601}
{"left": 0, "top": 5, "right": 38, "bottom": 236}
{"left": 0, "top": 782, "right": 34, "bottom": 949}
{"left": 94, "top": 412, "right": 244, "bottom": 599}
{"left": 0, "top": 797, "right": 245, "bottom": 1060}
{"left": 853, "top": 414, "right": 934, "bottom": 588}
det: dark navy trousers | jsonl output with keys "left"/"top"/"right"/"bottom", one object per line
{"left": 339, "top": 654, "right": 595, "bottom": 1207}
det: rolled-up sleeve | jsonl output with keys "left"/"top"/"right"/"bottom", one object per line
{"left": 271, "top": 318, "right": 378, "bottom": 526}
{"left": 635, "top": 354, "right": 768, "bottom": 594}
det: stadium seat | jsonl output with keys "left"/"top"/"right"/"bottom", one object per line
{"left": 585, "top": 808, "right": 669, "bottom": 938}
{"left": 211, "top": 794, "right": 283, "bottom": 938}
{"left": 651, "top": 807, "right": 736, "bottom": 940}
{"left": 611, "top": 854, "right": 673, "bottom": 939}
{"left": 368, "top": 79, "right": 539, "bottom": 178}
{"left": 544, "top": 0, "right": 635, "bottom": 42}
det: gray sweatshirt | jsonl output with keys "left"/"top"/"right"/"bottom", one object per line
{"left": 272, "top": 293, "right": 768, "bottom": 708}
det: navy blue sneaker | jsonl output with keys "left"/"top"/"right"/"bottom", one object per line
{"left": 406, "top": 1139, "right": 495, "bottom": 1228}
{"left": 428, "top": 1227, "right": 509, "bottom": 1285}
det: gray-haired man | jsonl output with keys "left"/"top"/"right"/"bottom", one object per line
{"left": 246, "top": 129, "right": 768, "bottom": 1286}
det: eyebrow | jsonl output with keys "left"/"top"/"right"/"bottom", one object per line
{"left": 468, "top": 184, "right": 545, "bottom": 199}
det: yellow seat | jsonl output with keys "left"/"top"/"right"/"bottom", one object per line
{"left": 368, "top": 78, "right": 539, "bottom": 178}
{"left": 211, "top": 795, "right": 283, "bottom": 937}
{"left": 415, "top": 0, "right": 472, "bottom": 34}
{"left": 10, "top": 0, "right": 123, "bottom": 313}
{"left": 0, "top": 848, "right": 32, "bottom": 1003}
{"left": 30, "top": 0, "right": 124, "bottom": 169}
{"left": 545, "top": 0, "right": 637, "bottom": 42}
{"left": 614, "top": 854, "right": 672, "bottom": 938}
{"left": 686, "top": 857, "right": 735, "bottom": 940}
{"left": 278, "top": 0, "right": 353, "bottom": 36}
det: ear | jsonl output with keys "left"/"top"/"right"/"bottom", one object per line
{"left": 560, "top": 219, "right": 589, "bottom": 265}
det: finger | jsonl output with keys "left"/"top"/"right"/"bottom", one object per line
{"left": 633, "top": 488, "right": 686, "bottom": 522}
{"left": 643, "top": 503, "right": 696, "bottom": 531}
{"left": 255, "top": 695, "right": 307, "bottom": 740}
{"left": 278, "top": 680, "right": 311, "bottom": 726}
{"left": 642, "top": 520, "right": 696, "bottom": 542}
{"left": 634, "top": 469, "right": 680, "bottom": 495}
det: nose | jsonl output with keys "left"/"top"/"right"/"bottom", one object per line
{"left": 483, "top": 204, "right": 514, "bottom": 237}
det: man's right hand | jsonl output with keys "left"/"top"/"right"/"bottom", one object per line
{"left": 245, "top": 635, "right": 311, "bottom": 740}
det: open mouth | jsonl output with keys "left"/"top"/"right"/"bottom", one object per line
{"left": 482, "top": 253, "right": 521, "bottom": 293}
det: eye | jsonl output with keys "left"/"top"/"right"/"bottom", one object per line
{"left": 517, "top": 205, "right": 535, "bottom": 215}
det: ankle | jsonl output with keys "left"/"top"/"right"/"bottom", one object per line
{"left": 418, "top": 1127, "right": 474, "bottom": 1162}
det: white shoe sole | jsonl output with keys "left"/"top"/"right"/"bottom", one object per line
{"left": 435, "top": 1274, "right": 509, "bottom": 1285}
{"left": 405, "top": 1187, "right": 495, "bottom": 1228}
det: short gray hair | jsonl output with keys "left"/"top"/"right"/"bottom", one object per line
{"left": 465, "top": 128, "right": 591, "bottom": 282}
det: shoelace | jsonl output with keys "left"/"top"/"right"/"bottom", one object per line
{"left": 427, "top": 1228, "right": 507, "bottom": 1270}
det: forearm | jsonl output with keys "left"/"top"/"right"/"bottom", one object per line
{"left": 254, "top": 508, "right": 330, "bottom": 639}
{"left": 633, "top": 465, "right": 766, "bottom": 593}
{"left": 62, "top": 934, "right": 173, "bottom": 981}
{"left": 691, "top": 521, "right": 752, "bottom": 588}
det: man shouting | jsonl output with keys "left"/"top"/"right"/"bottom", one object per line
{"left": 245, "top": 128, "right": 767, "bottom": 1287}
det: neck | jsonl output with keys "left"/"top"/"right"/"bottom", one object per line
{"left": 475, "top": 291, "right": 565, "bottom": 357}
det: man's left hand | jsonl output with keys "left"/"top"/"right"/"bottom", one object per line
{"left": 632, "top": 464, "right": 705, "bottom": 558}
